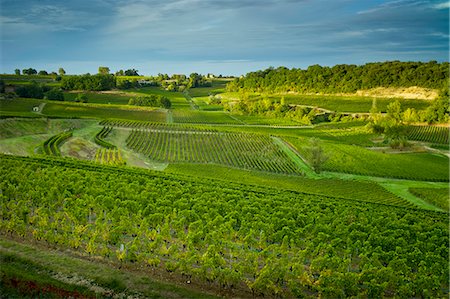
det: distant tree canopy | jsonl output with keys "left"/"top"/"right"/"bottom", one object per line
{"left": 98, "top": 66, "right": 110, "bottom": 75}
{"left": 15, "top": 82, "right": 46, "bottom": 98}
{"left": 44, "top": 88, "right": 64, "bottom": 101}
{"left": 115, "top": 69, "right": 139, "bottom": 76}
{"left": 128, "top": 95, "right": 171, "bottom": 109}
{"left": 124, "top": 69, "right": 139, "bottom": 76}
{"left": 22, "top": 68, "right": 37, "bottom": 75}
{"left": 58, "top": 68, "right": 66, "bottom": 76}
{"left": 227, "top": 61, "right": 449, "bottom": 94}
{"left": 61, "top": 74, "right": 116, "bottom": 91}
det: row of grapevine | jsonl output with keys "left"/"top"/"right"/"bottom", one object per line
{"left": 287, "top": 137, "right": 449, "bottom": 182}
{"left": 99, "top": 119, "right": 216, "bottom": 132}
{"left": 406, "top": 125, "right": 449, "bottom": 144}
{"left": 94, "top": 126, "right": 116, "bottom": 149}
{"left": 409, "top": 187, "right": 449, "bottom": 211}
{"left": 1, "top": 155, "right": 448, "bottom": 298}
{"left": 94, "top": 148, "right": 125, "bottom": 166}
{"left": 42, "top": 131, "right": 72, "bottom": 156}
{"left": 126, "top": 129, "right": 301, "bottom": 174}
{"left": 172, "top": 110, "right": 240, "bottom": 124}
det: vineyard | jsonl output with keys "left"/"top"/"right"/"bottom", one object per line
{"left": 0, "top": 155, "right": 448, "bottom": 298}
{"left": 99, "top": 119, "right": 216, "bottom": 133}
{"left": 288, "top": 137, "right": 449, "bottom": 182}
{"left": 95, "top": 126, "right": 116, "bottom": 149}
{"left": 126, "top": 129, "right": 301, "bottom": 174}
{"left": 94, "top": 148, "right": 125, "bottom": 166}
{"left": 406, "top": 125, "right": 449, "bottom": 144}
{"left": 42, "top": 131, "right": 72, "bottom": 156}
{"left": 409, "top": 187, "right": 449, "bottom": 211}
{"left": 166, "top": 163, "right": 417, "bottom": 209}
{"left": 172, "top": 110, "right": 240, "bottom": 124}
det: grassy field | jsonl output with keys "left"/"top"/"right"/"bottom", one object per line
{"left": 0, "top": 98, "right": 44, "bottom": 117}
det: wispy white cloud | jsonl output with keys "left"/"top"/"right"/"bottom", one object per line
{"left": 432, "top": 1, "right": 450, "bottom": 9}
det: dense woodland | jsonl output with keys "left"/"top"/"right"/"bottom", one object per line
{"left": 226, "top": 61, "right": 449, "bottom": 93}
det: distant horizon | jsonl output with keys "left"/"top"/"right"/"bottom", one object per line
{"left": 3, "top": 59, "right": 449, "bottom": 77}
{"left": 1, "top": 0, "right": 448, "bottom": 76}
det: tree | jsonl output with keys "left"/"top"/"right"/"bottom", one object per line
{"left": 423, "top": 97, "right": 449, "bottom": 124}
{"left": 38, "top": 70, "right": 48, "bottom": 75}
{"left": 22, "top": 68, "right": 37, "bottom": 75}
{"left": 124, "top": 69, "right": 139, "bottom": 76}
{"left": 15, "top": 82, "right": 44, "bottom": 98}
{"left": 15, "top": 69, "right": 20, "bottom": 75}
{"left": 307, "top": 138, "right": 328, "bottom": 173}
{"left": 98, "top": 66, "right": 110, "bottom": 75}
{"left": 75, "top": 93, "right": 88, "bottom": 103}
{"left": 44, "top": 88, "right": 64, "bottom": 101}
{"left": 386, "top": 100, "right": 402, "bottom": 124}
{"left": 58, "top": 68, "right": 66, "bottom": 76}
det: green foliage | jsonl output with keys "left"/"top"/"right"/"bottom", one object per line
{"left": 126, "top": 129, "right": 301, "bottom": 174}
{"left": 0, "top": 155, "right": 448, "bottom": 298}
{"left": 42, "top": 131, "right": 73, "bottom": 156}
{"left": 289, "top": 137, "right": 449, "bottom": 181}
{"left": 61, "top": 74, "right": 116, "bottom": 91}
{"left": 422, "top": 97, "right": 449, "bottom": 124}
{"left": 41, "top": 102, "right": 167, "bottom": 122}
{"left": 22, "top": 68, "right": 37, "bottom": 75}
{"left": 95, "top": 126, "right": 116, "bottom": 149}
{"left": 15, "top": 82, "right": 46, "bottom": 99}
{"left": 166, "top": 163, "right": 414, "bottom": 208}
{"left": 306, "top": 138, "right": 329, "bottom": 173}
{"left": 95, "top": 148, "right": 125, "bottom": 166}
{"left": 406, "top": 125, "right": 449, "bottom": 144}
{"left": 63, "top": 92, "right": 129, "bottom": 104}
{"left": 58, "top": 68, "right": 66, "bottom": 76}
{"left": 44, "top": 88, "right": 64, "bottom": 101}
{"left": 98, "top": 66, "right": 110, "bottom": 75}
{"left": 173, "top": 110, "right": 239, "bottom": 124}
{"left": 74, "top": 93, "right": 88, "bottom": 103}
{"left": 227, "top": 61, "right": 449, "bottom": 93}
{"left": 128, "top": 94, "right": 171, "bottom": 109}
{"left": 409, "top": 187, "right": 449, "bottom": 211}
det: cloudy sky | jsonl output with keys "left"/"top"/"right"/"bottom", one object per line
{"left": 0, "top": 0, "right": 448, "bottom": 75}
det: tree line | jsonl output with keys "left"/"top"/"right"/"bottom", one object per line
{"left": 227, "top": 61, "right": 449, "bottom": 93}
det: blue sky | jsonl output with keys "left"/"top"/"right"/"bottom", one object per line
{"left": 1, "top": 0, "right": 448, "bottom": 75}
